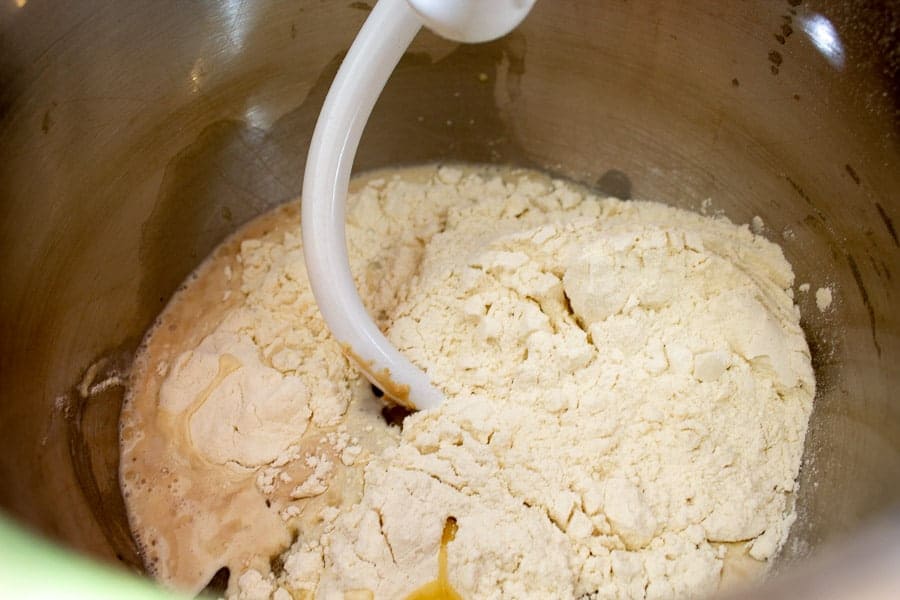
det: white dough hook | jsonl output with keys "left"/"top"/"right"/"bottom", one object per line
{"left": 301, "top": 0, "right": 535, "bottom": 411}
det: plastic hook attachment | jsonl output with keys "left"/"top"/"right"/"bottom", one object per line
{"left": 301, "top": 0, "right": 535, "bottom": 410}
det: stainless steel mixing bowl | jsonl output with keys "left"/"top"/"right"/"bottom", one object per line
{"left": 0, "top": 0, "right": 897, "bottom": 597}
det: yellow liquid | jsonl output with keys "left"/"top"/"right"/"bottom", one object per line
{"left": 405, "top": 519, "right": 463, "bottom": 600}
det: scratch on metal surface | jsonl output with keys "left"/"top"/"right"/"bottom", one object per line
{"left": 846, "top": 253, "right": 881, "bottom": 357}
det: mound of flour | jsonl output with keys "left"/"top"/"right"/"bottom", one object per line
{"left": 232, "top": 167, "right": 813, "bottom": 600}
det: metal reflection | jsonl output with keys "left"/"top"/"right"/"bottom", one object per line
{"left": 244, "top": 104, "right": 273, "bottom": 129}
{"left": 800, "top": 13, "right": 845, "bottom": 69}
{"left": 220, "top": 0, "right": 251, "bottom": 55}
{"left": 189, "top": 58, "right": 205, "bottom": 94}
{"left": 189, "top": 0, "right": 255, "bottom": 93}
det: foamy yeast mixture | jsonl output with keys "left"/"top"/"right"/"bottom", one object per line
{"left": 120, "top": 165, "right": 815, "bottom": 599}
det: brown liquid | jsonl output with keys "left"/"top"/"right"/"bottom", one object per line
{"left": 120, "top": 198, "right": 398, "bottom": 596}
{"left": 341, "top": 343, "right": 413, "bottom": 410}
{"left": 720, "top": 542, "right": 768, "bottom": 592}
{"left": 405, "top": 518, "right": 464, "bottom": 600}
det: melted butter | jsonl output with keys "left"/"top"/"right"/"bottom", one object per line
{"left": 194, "top": 354, "right": 241, "bottom": 410}
{"left": 340, "top": 342, "right": 413, "bottom": 410}
{"left": 157, "top": 352, "right": 242, "bottom": 466}
{"left": 405, "top": 518, "right": 463, "bottom": 600}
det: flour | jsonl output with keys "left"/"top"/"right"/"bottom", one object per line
{"left": 291, "top": 169, "right": 813, "bottom": 599}
{"left": 123, "top": 165, "right": 814, "bottom": 600}
{"left": 815, "top": 286, "right": 833, "bottom": 312}
{"left": 750, "top": 215, "right": 765, "bottom": 234}
{"left": 159, "top": 332, "right": 312, "bottom": 467}
{"left": 290, "top": 455, "right": 334, "bottom": 499}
